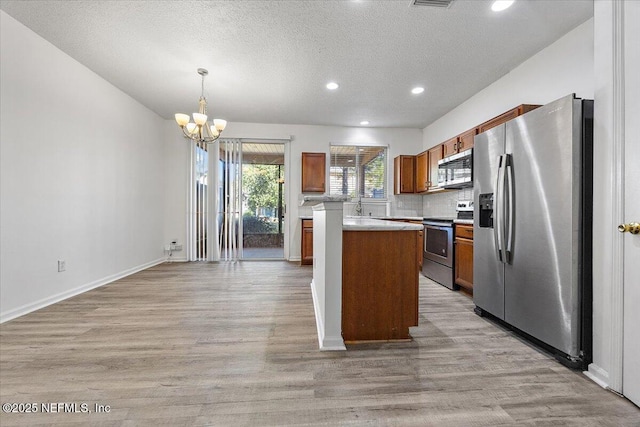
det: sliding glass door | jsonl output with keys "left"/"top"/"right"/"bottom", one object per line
{"left": 189, "top": 139, "right": 287, "bottom": 261}
{"left": 240, "top": 142, "right": 285, "bottom": 260}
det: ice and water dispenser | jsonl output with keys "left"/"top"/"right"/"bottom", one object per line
{"left": 478, "top": 193, "right": 494, "bottom": 228}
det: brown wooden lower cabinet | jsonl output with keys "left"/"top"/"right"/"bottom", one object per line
{"left": 454, "top": 224, "right": 473, "bottom": 292}
{"left": 342, "top": 230, "right": 419, "bottom": 342}
{"left": 301, "top": 219, "right": 313, "bottom": 265}
{"left": 385, "top": 219, "right": 423, "bottom": 270}
{"left": 416, "top": 226, "right": 424, "bottom": 270}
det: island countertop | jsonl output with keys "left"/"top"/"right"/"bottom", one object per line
{"left": 300, "top": 195, "right": 349, "bottom": 206}
{"left": 342, "top": 217, "right": 423, "bottom": 231}
{"left": 345, "top": 215, "right": 423, "bottom": 221}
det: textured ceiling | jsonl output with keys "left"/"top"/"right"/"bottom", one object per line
{"left": 0, "top": 0, "right": 593, "bottom": 129}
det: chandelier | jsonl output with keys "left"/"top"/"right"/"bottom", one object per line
{"left": 174, "top": 68, "right": 227, "bottom": 143}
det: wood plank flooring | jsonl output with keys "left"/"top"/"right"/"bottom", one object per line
{"left": 1, "top": 261, "right": 638, "bottom": 426}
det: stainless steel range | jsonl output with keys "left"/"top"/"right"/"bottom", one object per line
{"left": 422, "top": 218, "right": 455, "bottom": 289}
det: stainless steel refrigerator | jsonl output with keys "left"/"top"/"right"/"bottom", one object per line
{"left": 473, "top": 94, "right": 592, "bottom": 368}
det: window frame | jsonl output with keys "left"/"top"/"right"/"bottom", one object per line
{"left": 328, "top": 143, "right": 389, "bottom": 201}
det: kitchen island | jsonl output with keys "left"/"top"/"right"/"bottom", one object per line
{"left": 342, "top": 218, "right": 422, "bottom": 343}
{"left": 307, "top": 197, "right": 422, "bottom": 350}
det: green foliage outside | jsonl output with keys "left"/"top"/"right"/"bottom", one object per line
{"left": 242, "top": 164, "right": 279, "bottom": 214}
{"left": 364, "top": 153, "right": 385, "bottom": 197}
{"left": 242, "top": 213, "right": 276, "bottom": 234}
{"left": 242, "top": 164, "right": 282, "bottom": 234}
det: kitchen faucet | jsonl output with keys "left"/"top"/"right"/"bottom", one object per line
{"left": 354, "top": 196, "right": 363, "bottom": 216}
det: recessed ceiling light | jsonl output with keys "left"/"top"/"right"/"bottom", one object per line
{"left": 326, "top": 82, "right": 339, "bottom": 90}
{"left": 411, "top": 87, "right": 425, "bottom": 94}
{"left": 360, "top": 120, "right": 370, "bottom": 125}
{"left": 491, "top": 0, "right": 514, "bottom": 12}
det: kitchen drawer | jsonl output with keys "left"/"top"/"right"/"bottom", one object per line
{"left": 455, "top": 224, "right": 473, "bottom": 239}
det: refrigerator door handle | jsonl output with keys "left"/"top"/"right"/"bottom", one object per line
{"left": 505, "top": 154, "right": 514, "bottom": 264}
{"left": 494, "top": 155, "right": 505, "bottom": 263}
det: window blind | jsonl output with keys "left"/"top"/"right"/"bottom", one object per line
{"left": 329, "top": 145, "right": 387, "bottom": 199}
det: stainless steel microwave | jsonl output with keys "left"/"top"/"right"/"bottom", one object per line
{"left": 437, "top": 148, "right": 473, "bottom": 189}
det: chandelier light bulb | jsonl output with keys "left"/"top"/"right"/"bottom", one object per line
{"left": 175, "top": 113, "right": 190, "bottom": 127}
{"left": 186, "top": 123, "right": 197, "bottom": 134}
{"left": 213, "top": 119, "right": 227, "bottom": 131}
{"left": 193, "top": 113, "right": 208, "bottom": 126}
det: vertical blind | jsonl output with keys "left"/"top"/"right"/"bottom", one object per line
{"left": 189, "top": 140, "right": 209, "bottom": 261}
{"left": 217, "top": 139, "right": 243, "bottom": 261}
{"left": 329, "top": 145, "right": 387, "bottom": 199}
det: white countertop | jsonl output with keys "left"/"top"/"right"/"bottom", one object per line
{"left": 343, "top": 217, "right": 423, "bottom": 231}
{"left": 350, "top": 215, "right": 423, "bottom": 221}
{"left": 300, "top": 195, "right": 349, "bottom": 206}
{"left": 454, "top": 219, "right": 474, "bottom": 225}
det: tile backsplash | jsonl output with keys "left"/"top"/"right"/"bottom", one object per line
{"left": 422, "top": 187, "right": 473, "bottom": 218}
{"left": 297, "top": 189, "right": 475, "bottom": 220}
{"left": 297, "top": 195, "right": 425, "bottom": 218}
{"left": 343, "top": 201, "right": 390, "bottom": 217}
{"left": 391, "top": 195, "right": 424, "bottom": 217}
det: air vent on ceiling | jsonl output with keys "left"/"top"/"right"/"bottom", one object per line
{"left": 410, "top": 0, "right": 455, "bottom": 8}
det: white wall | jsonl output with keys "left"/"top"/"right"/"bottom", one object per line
{"left": 163, "top": 121, "right": 423, "bottom": 260}
{"left": 0, "top": 11, "right": 167, "bottom": 322}
{"left": 163, "top": 122, "right": 190, "bottom": 262}
{"left": 422, "top": 18, "right": 594, "bottom": 150}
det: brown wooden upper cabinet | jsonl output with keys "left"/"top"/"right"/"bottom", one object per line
{"left": 394, "top": 155, "right": 415, "bottom": 194}
{"left": 442, "top": 136, "right": 459, "bottom": 158}
{"left": 427, "top": 145, "right": 443, "bottom": 191}
{"left": 301, "top": 152, "right": 326, "bottom": 193}
{"left": 478, "top": 104, "right": 541, "bottom": 134}
{"left": 415, "top": 151, "right": 429, "bottom": 193}
{"left": 458, "top": 128, "right": 477, "bottom": 152}
{"left": 443, "top": 128, "right": 478, "bottom": 158}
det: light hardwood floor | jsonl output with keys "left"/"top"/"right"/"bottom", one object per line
{"left": 1, "top": 261, "right": 638, "bottom": 426}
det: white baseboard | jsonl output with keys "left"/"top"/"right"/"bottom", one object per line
{"left": 310, "top": 279, "right": 346, "bottom": 351}
{"left": 585, "top": 363, "right": 610, "bottom": 389}
{"left": 165, "top": 256, "right": 188, "bottom": 263}
{"left": 0, "top": 257, "right": 166, "bottom": 323}
{"left": 289, "top": 256, "right": 301, "bottom": 262}
{"left": 310, "top": 279, "right": 325, "bottom": 343}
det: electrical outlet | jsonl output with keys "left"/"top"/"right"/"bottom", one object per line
{"left": 57, "top": 260, "right": 66, "bottom": 272}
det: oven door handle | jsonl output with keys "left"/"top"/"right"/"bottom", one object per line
{"left": 424, "top": 225, "right": 452, "bottom": 232}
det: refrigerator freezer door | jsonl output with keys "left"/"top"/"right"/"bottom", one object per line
{"left": 473, "top": 125, "right": 506, "bottom": 320}
{"left": 503, "top": 94, "right": 582, "bottom": 357}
